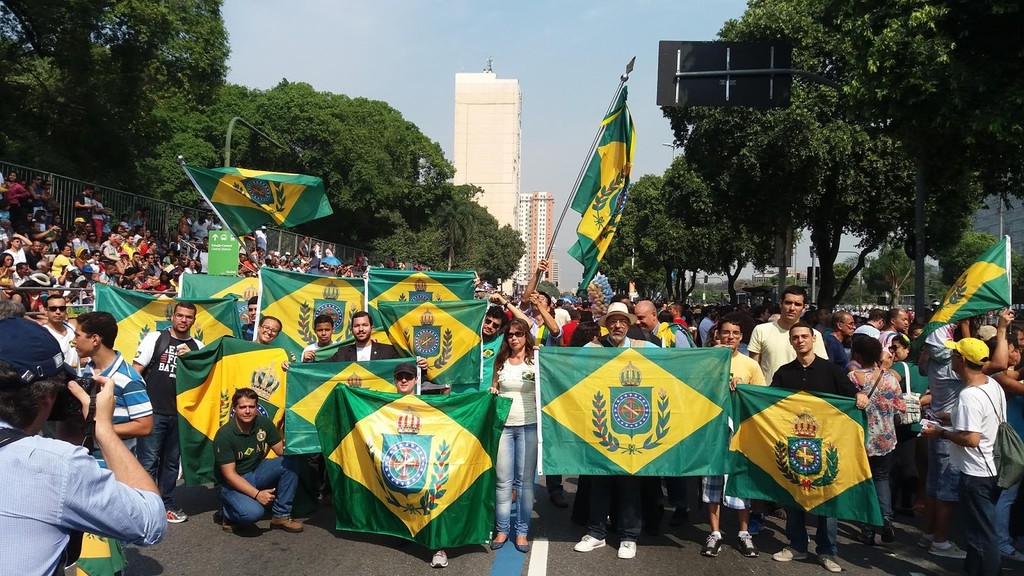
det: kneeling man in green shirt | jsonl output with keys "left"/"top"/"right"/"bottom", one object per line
{"left": 213, "top": 388, "right": 303, "bottom": 533}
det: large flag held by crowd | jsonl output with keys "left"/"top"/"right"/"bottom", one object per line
{"left": 377, "top": 300, "right": 487, "bottom": 390}
{"left": 176, "top": 337, "right": 289, "bottom": 485}
{"left": 365, "top": 269, "right": 476, "bottom": 340}
{"left": 727, "top": 385, "right": 883, "bottom": 526}
{"left": 316, "top": 386, "right": 510, "bottom": 549}
{"left": 178, "top": 274, "right": 260, "bottom": 331}
{"left": 94, "top": 285, "right": 241, "bottom": 361}
{"left": 258, "top": 267, "right": 365, "bottom": 359}
{"left": 918, "top": 235, "right": 1011, "bottom": 343}
{"left": 567, "top": 86, "right": 635, "bottom": 291}
{"left": 284, "top": 359, "right": 408, "bottom": 455}
{"left": 183, "top": 165, "right": 333, "bottom": 239}
{"left": 538, "top": 347, "right": 732, "bottom": 476}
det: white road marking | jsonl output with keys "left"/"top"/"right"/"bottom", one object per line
{"left": 527, "top": 538, "right": 548, "bottom": 576}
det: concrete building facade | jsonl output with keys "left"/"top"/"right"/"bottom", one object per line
{"left": 453, "top": 69, "right": 521, "bottom": 229}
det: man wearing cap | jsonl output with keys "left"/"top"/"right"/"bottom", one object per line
{"left": 0, "top": 318, "right": 166, "bottom": 575}
{"left": 918, "top": 310, "right": 1011, "bottom": 560}
{"left": 133, "top": 302, "right": 204, "bottom": 524}
{"left": 922, "top": 337, "right": 1006, "bottom": 576}
{"left": 212, "top": 388, "right": 302, "bottom": 534}
{"left": 574, "top": 302, "right": 654, "bottom": 560}
{"left": 255, "top": 226, "right": 268, "bottom": 253}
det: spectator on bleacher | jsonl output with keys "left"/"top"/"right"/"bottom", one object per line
{"left": 91, "top": 190, "right": 107, "bottom": 238}
{"left": 5, "top": 172, "right": 30, "bottom": 223}
{"left": 73, "top": 184, "right": 95, "bottom": 223}
{"left": 3, "top": 234, "right": 28, "bottom": 265}
{"left": 178, "top": 210, "right": 192, "bottom": 240}
{"left": 191, "top": 214, "right": 211, "bottom": 240}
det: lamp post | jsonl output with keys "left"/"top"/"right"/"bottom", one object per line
{"left": 662, "top": 142, "right": 678, "bottom": 162}
{"left": 223, "top": 117, "right": 302, "bottom": 167}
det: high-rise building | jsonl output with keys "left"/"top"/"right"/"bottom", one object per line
{"left": 974, "top": 193, "right": 1024, "bottom": 254}
{"left": 453, "top": 65, "right": 521, "bottom": 229}
{"left": 548, "top": 258, "right": 560, "bottom": 290}
{"left": 515, "top": 191, "right": 555, "bottom": 289}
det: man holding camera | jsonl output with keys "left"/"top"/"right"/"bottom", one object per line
{"left": 0, "top": 317, "right": 166, "bottom": 575}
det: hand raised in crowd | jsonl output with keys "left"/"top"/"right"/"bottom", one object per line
{"left": 998, "top": 307, "right": 1015, "bottom": 329}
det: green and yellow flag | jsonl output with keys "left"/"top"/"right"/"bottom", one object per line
{"left": 316, "top": 386, "right": 510, "bottom": 549}
{"left": 178, "top": 274, "right": 260, "bottom": 331}
{"left": 567, "top": 87, "right": 635, "bottom": 291}
{"left": 176, "top": 337, "right": 289, "bottom": 485}
{"left": 378, "top": 300, "right": 486, "bottom": 388}
{"left": 183, "top": 165, "right": 333, "bottom": 238}
{"left": 726, "top": 385, "right": 882, "bottom": 525}
{"left": 284, "top": 359, "right": 407, "bottom": 455}
{"left": 259, "top": 267, "right": 365, "bottom": 359}
{"left": 366, "top": 268, "right": 476, "bottom": 340}
{"left": 75, "top": 533, "right": 126, "bottom": 576}
{"left": 539, "top": 347, "right": 731, "bottom": 475}
{"left": 919, "top": 236, "right": 1011, "bottom": 343}
{"left": 94, "top": 284, "right": 241, "bottom": 361}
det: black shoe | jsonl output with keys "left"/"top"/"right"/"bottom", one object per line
{"left": 701, "top": 533, "right": 723, "bottom": 557}
{"left": 669, "top": 507, "right": 689, "bottom": 526}
{"left": 549, "top": 491, "right": 568, "bottom": 508}
{"left": 737, "top": 533, "right": 758, "bottom": 558}
{"left": 860, "top": 530, "right": 876, "bottom": 546}
{"left": 881, "top": 523, "right": 895, "bottom": 543}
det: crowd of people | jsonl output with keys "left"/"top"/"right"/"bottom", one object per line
{"left": 2, "top": 215, "right": 1023, "bottom": 575}
{"left": 0, "top": 172, "right": 402, "bottom": 312}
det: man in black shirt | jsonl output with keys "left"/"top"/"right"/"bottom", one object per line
{"left": 770, "top": 322, "right": 867, "bottom": 573}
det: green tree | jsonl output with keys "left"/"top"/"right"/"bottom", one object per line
{"left": 861, "top": 245, "right": 914, "bottom": 305}
{"left": 434, "top": 185, "right": 480, "bottom": 270}
{"left": 664, "top": 0, "right": 920, "bottom": 309}
{"left": 0, "top": 0, "right": 229, "bottom": 187}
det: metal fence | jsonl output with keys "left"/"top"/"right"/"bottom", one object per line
{"left": 1, "top": 160, "right": 373, "bottom": 264}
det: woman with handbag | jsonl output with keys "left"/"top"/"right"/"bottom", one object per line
{"left": 849, "top": 335, "right": 906, "bottom": 545}
{"left": 891, "top": 334, "right": 931, "bottom": 515}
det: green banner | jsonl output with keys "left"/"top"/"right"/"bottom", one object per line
{"left": 539, "top": 346, "right": 731, "bottom": 476}
{"left": 284, "top": 359, "right": 407, "bottom": 455}
{"left": 316, "top": 386, "right": 510, "bottom": 549}
{"left": 726, "top": 384, "right": 882, "bottom": 526}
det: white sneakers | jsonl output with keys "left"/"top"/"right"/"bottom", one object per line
{"left": 574, "top": 535, "right": 636, "bottom": 558}
{"left": 617, "top": 541, "right": 637, "bottom": 559}
{"left": 574, "top": 535, "right": 606, "bottom": 552}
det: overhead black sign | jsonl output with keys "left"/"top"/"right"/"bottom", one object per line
{"left": 657, "top": 41, "right": 793, "bottom": 109}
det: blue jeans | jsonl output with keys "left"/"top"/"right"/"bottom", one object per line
{"left": 495, "top": 424, "right": 537, "bottom": 537}
{"left": 869, "top": 452, "right": 894, "bottom": 529}
{"left": 137, "top": 413, "right": 181, "bottom": 507}
{"left": 785, "top": 507, "right": 837, "bottom": 556}
{"left": 219, "top": 456, "right": 299, "bottom": 525}
{"left": 959, "top": 474, "right": 1000, "bottom": 576}
{"left": 997, "top": 481, "right": 1020, "bottom": 555}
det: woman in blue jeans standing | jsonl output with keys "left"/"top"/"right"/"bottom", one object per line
{"left": 489, "top": 318, "right": 537, "bottom": 553}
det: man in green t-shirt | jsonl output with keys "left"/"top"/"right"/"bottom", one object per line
{"left": 213, "top": 388, "right": 303, "bottom": 533}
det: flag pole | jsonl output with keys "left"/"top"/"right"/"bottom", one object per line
{"left": 535, "top": 57, "right": 634, "bottom": 288}
{"left": 177, "top": 156, "right": 258, "bottom": 272}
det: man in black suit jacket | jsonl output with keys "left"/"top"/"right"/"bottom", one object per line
{"left": 326, "top": 311, "right": 400, "bottom": 362}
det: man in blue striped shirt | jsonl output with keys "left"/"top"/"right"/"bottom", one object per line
{"left": 74, "top": 311, "right": 153, "bottom": 457}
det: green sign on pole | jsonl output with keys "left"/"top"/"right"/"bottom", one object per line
{"left": 207, "top": 230, "right": 240, "bottom": 276}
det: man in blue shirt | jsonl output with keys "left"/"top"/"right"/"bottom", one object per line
{"left": 0, "top": 317, "right": 166, "bottom": 575}
{"left": 825, "top": 311, "right": 855, "bottom": 368}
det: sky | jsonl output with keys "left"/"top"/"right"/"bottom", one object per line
{"left": 221, "top": 0, "right": 847, "bottom": 287}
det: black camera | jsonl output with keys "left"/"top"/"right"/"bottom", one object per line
{"left": 49, "top": 376, "right": 96, "bottom": 421}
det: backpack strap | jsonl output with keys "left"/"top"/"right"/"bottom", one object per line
{"left": 142, "top": 329, "right": 173, "bottom": 378}
{"left": 0, "top": 426, "right": 27, "bottom": 448}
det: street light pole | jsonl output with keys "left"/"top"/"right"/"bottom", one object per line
{"left": 662, "top": 142, "right": 677, "bottom": 162}
{"left": 223, "top": 116, "right": 299, "bottom": 167}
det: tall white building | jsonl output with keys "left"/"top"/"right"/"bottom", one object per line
{"left": 453, "top": 66, "right": 521, "bottom": 229}
{"left": 515, "top": 191, "right": 555, "bottom": 289}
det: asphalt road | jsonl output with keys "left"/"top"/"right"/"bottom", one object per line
{"left": 99, "top": 476, "right": 1014, "bottom": 576}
